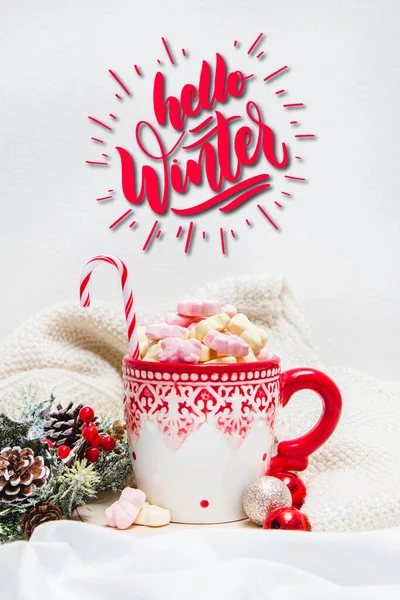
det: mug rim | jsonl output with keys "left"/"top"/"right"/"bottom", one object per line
{"left": 123, "top": 354, "right": 281, "bottom": 373}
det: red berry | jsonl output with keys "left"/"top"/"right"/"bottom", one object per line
{"left": 101, "top": 435, "right": 116, "bottom": 452}
{"left": 79, "top": 406, "right": 95, "bottom": 423}
{"left": 41, "top": 439, "right": 54, "bottom": 449}
{"left": 58, "top": 445, "right": 70, "bottom": 459}
{"left": 87, "top": 434, "right": 103, "bottom": 448}
{"left": 85, "top": 447, "right": 101, "bottom": 463}
{"left": 82, "top": 425, "right": 98, "bottom": 442}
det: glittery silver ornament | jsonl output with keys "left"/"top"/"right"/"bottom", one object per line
{"left": 242, "top": 476, "right": 292, "bottom": 526}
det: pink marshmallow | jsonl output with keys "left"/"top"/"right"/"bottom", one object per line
{"left": 176, "top": 298, "right": 221, "bottom": 317}
{"left": 256, "top": 345, "right": 273, "bottom": 361}
{"left": 222, "top": 304, "right": 237, "bottom": 318}
{"left": 159, "top": 337, "right": 202, "bottom": 363}
{"left": 203, "top": 330, "right": 249, "bottom": 357}
{"left": 105, "top": 487, "right": 146, "bottom": 530}
{"left": 166, "top": 313, "right": 193, "bottom": 327}
{"left": 146, "top": 323, "right": 189, "bottom": 341}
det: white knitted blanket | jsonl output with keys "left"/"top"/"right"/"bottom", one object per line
{"left": 0, "top": 274, "right": 399, "bottom": 532}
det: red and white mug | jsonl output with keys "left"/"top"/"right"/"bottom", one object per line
{"left": 123, "top": 355, "right": 342, "bottom": 524}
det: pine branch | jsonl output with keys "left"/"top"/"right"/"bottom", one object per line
{"left": 94, "top": 437, "right": 132, "bottom": 493}
{"left": 50, "top": 459, "right": 100, "bottom": 518}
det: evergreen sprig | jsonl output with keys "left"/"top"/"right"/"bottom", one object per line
{"left": 50, "top": 459, "right": 101, "bottom": 518}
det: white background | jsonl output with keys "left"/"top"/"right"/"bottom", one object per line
{"left": 0, "top": 0, "right": 399, "bottom": 380}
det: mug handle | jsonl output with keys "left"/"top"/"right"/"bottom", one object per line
{"left": 268, "top": 368, "right": 342, "bottom": 474}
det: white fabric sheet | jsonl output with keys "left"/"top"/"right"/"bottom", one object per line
{"left": 1, "top": 521, "right": 400, "bottom": 599}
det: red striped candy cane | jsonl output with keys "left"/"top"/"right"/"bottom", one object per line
{"left": 79, "top": 255, "right": 139, "bottom": 359}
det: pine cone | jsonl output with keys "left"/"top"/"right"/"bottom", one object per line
{"left": 44, "top": 402, "right": 84, "bottom": 453}
{"left": 20, "top": 502, "right": 62, "bottom": 539}
{"left": 0, "top": 447, "right": 49, "bottom": 502}
{"left": 108, "top": 420, "right": 126, "bottom": 442}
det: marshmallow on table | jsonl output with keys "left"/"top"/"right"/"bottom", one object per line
{"left": 177, "top": 298, "right": 221, "bottom": 317}
{"left": 228, "top": 313, "right": 268, "bottom": 353}
{"left": 146, "top": 323, "right": 189, "bottom": 341}
{"left": 194, "top": 313, "right": 230, "bottom": 342}
{"left": 105, "top": 488, "right": 146, "bottom": 530}
{"left": 159, "top": 338, "right": 202, "bottom": 363}
{"left": 134, "top": 502, "right": 171, "bottom": 527}
{"left": 203, "top": 330, "right": 249, "bottom": 357}
{"left": 143, "top": 341, "right": 163, "bottom": 361}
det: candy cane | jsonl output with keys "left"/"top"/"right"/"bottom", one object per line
{"left": 79, "top": 255, "right": 139, "bottom": 359}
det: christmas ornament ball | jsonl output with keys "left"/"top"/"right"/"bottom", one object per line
{"left": 273, "top": 472, "right": 307, "bottom": 509}
{"left": 242, "top": 476, "right": 292, "bottom": 526}
{"left": 263, "top": 507, "right": 311, "bottom": 531}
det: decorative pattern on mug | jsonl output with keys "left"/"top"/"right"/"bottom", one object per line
{"left": 123, "top": 366, "right": 280, "bottom": 450}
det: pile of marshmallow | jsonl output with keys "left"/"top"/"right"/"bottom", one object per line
{"left": 138, "top": 299, "right": 273, "bottom": 364}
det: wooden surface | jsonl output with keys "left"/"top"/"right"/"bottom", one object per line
{"left": 74, "top": 492, "right": 258, "bottom": 537}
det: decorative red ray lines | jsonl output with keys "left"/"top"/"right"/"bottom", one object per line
{"left": 182, "top": 48, "right": 187, "bottom": 56}
{"left": 88, "top": 116, "right": 113, "bottom": 131}
{"left": 109, "top": 114, "right": 117, "bottom": 119}
{"left": 234, "top": 40, "right": 238, "bottom": 47}
{"left": 102, "top": 154, "right": 108, "bottom": 158}
{"left": 96, "top": 195, "right": 113, "bottom": 202}
{"left": 157, "top": 59, "right": 162, "bottom": 65}
{"left": 247, "top": 32, "right": 263, "bottom": 55}
{"left": 129, "top": 220, "right": 137, "bottom": 228}
{"left": 115, "top": 94, "right": 122, "bottom": 100}
{"left": 274, "top": 201, "right": 282, "bottom": 208}
{"left": 109, "top": 209, "right": 133, "bottom": 229}
{"left": 275, "top": 89, "right": 285, "bottom": 95}
{"left": 156, "top": 229, "right": 162, "bottom": 239}
{"left": 85, "top": 160, "right": 108, "bottom": 165}
{"left": 176, "top": 225, "right": 183, "bottom": 238}
{"left": 295, "top": 156, "right": 302, "bottom": 160}
{"left": 184, "top": 221, "right": 194, "bottom": 253}
{"left": 245, "top": 219, "right": 252, "bottom": 226}
{"left": 161, "top": 37, "right": 175, "bottom": 65}
{"left": 295, "top": 134, "right": 316, "bottom": 138}
{"left": 202, "top": 231, "right": 207, "bottom": 239}
{"left": 283, "top": 103, "right": 304, "bottom": 108}
{"left": 244, "top": 74, "right": 254, "bottom": 80}
{"left": 264, "top": 66, "right": 288, "bottom": 82}
{"left": 256, "top": 51, "right": 264, "bottom": 59}
{"left": 134, "top": 64, "right": 142, "bottom": 76}
{"left": 143, "top": 220, "right": 159, "bottom": 251}
{"left": 257, "top": 205, "right": 279, "bottom": 230}
{"left": 231, "top": 229, "right": 236, "bottom": 238}
{"left": 220, "top": 228, "right": 226, "bottom": 255}
{"left": 108, "top": 70, "right": 131, "bottom": 96}
{"left": 91, "top": 137, "right": 104, "bottom": 143}
{"left": 281, "top": 191, "right": 291, "bottom": 197}
{"left": 290, "top": 120, "right": 298, "bottom": 125}
{"left": 108, "top": 189, "right": 113, "bottom": 192}
{"left": 285, "top": 175, "right": 306, "bottom": 181}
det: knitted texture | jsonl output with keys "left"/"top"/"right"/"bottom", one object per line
{"left": 0, "top": 274, "right": 399, "bottom": 531}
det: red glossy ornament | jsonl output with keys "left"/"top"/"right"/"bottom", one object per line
{"left": 57, "top": 445, "right": 71, "bottom": 459}
{"left": 79, "top": 406, "right": 95, "bottom": 423}
{"left": 41, "top": 439, "right": 54, "bottom": 449}
{"left": 82, "top": 425, "right": 99, "bottom": 442}
{"left": 273, "top": 472, "right": 307, "bottom": 509}
{"left": 85, "top": 447, "right": 101, "bottom": 463}
{"left": 263, "top": 507, "right": 311, "bottom": 531}
{"left": 101, "top": 435, "right": 116, "bottom": 452}
{"left": 87, "top": 434, "right": 103, "bottom": 448}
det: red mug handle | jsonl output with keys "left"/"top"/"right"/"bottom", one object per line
{"left": 268, "top": 368, "right": 342, "bottom": 474}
